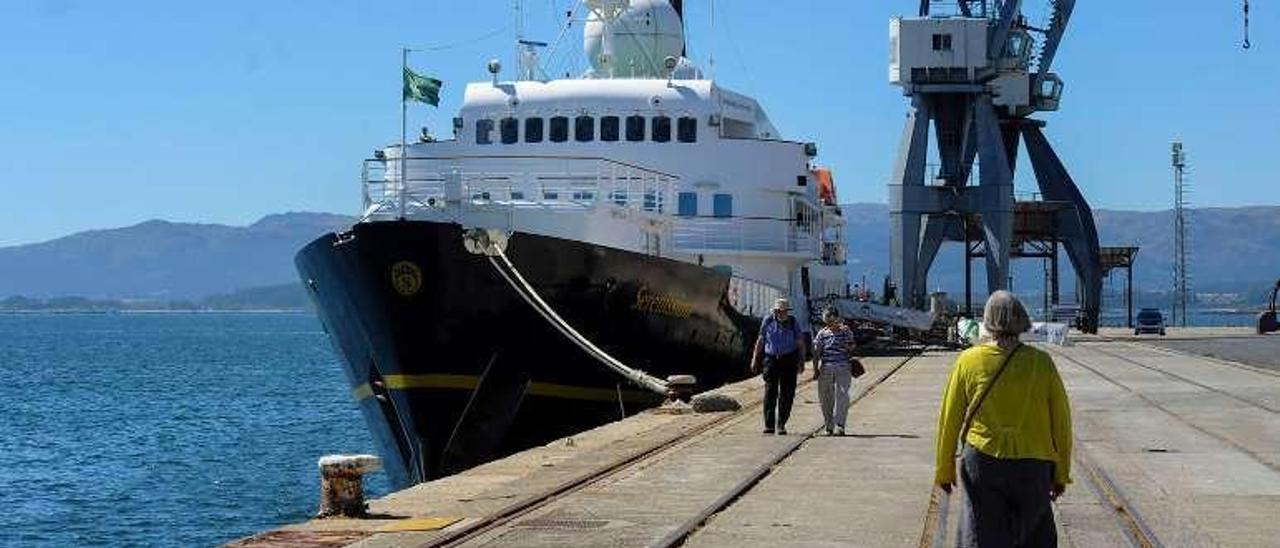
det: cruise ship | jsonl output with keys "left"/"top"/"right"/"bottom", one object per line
{"left": 296, "top": 0, "right": 851, "bottom": 487}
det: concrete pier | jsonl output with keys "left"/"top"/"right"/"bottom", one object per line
{"left": 232, "top": 331, "right": 1280, "bottom": 547}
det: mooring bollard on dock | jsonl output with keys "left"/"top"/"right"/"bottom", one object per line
{"left": 666, "top": 374, "right": 697, "bottom": 402}
{"left": 316, "top": 454, "right": 381, "bottom": 518}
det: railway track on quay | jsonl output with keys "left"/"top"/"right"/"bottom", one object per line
{"left": 914, "top": 423, "right": 1167, "bottom": 548}
{"left": 1088, "top": 342, "right": 1280, "bottom": 413}
{"left": 430, "top": 345, "right": 1176, "bottom": 548}
{"left": 1032, "top": 341, "right": 1280, "bottom": 548}
{"left": 1049, "top": 345, "right": 1280, "bottom": 475}
{"left": 420, "top": 351, "right": 923, "bottom": 548}
{"left": 911, "top": 345, "right": 1177, "bottom": 548}
{"left": 1130, "top": 339, "right": 1280, "bottom": 379}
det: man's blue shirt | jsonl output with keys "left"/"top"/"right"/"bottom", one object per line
{"left": 760, "top": 314, "right": 802, "bottom": 356}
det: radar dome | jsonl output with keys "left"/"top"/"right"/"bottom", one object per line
{"left": 583, "top": 0, "right": 686, "bottom": 79}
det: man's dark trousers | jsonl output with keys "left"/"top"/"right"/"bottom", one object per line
{"left": 762, "top": 351, "right": 800, "bottom": 430}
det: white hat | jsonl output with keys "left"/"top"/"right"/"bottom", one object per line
{"left": 773, "top": 298, "right": 792, "bottom": 311}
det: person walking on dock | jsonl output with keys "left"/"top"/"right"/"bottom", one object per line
{"left": 934, "top": 291, "right": 1073, "bottom": 548}
{"left": 752, "top": 298, "right": 806, "bottom": 435}
{"left": 813, "top": 306, "right": 856, "bottom": 436}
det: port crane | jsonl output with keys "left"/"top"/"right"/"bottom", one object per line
{"left": 880, "top": 0, "right": 1257, "bottom": 335}
{"left": 889, "top": 0, "right": 1104, "bottom": 332}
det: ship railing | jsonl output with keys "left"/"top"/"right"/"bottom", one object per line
{"left": 361, "top": 159, "right": 388, "bottom": 215}
{"left": 727, "top": 275, "right": 786, "bottom": 318}
{"left": 672, "top": 217, "right": 820, "bottom": 256}
{"left": 361, "top": 156, "right": 676, "bottom": 221}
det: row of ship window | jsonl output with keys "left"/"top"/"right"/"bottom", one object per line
{"left": 476, "top": 115, "right": 699, "bottom": 145}
{"left": 479, "top": 189, "right": 662, "bottom": 209}
{"left": 468, "top": 189, "right": 731, "bottom": 217}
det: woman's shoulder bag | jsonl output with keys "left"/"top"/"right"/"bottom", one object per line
{"left": 848, "top": 356, "right": 867, "bottom": 378}
{"left": 843, "top": 328, "right": 866, "bottom": 378}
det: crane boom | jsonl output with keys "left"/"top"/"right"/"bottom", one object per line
{"left": 1037, "top": 0, "right": 1076, "bottom": 80}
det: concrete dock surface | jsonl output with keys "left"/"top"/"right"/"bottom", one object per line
{"left": 234, "top": 331, "right": 1280, "bottom": 547}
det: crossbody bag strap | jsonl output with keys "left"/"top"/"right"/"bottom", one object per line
{"left": 958, "top": 343, "right": 1023, "bottom": 447}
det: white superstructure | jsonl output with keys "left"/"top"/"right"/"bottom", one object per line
{"left": 362, "top": 0, "right": 848, "bottom": 321}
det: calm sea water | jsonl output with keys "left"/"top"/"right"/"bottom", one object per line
{"left": 0, "top": 313, "right": 387, "bottom": 547}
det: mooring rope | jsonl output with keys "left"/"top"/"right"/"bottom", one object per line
{"left": 484, "top": 241, "right": 672, "bottom": 397}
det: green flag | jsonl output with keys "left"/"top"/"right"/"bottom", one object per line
{"left": 403, "top": 66, "right": 442, "bottom": 106}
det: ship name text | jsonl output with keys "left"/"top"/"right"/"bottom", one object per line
{"left": 632, "top": 287, "right": 694, "bottom": 319}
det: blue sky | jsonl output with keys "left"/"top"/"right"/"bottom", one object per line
{"left": 1, "top": 1, "right": 1276, "bottom": 246}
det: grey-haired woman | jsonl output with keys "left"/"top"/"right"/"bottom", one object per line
{"left": 935, "top": 291, "right": 1073, "bottom": 547}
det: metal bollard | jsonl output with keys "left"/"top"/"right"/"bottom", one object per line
{"left": 316, "top": 454, "right": 382, "bottom": 518}
{"left": 666, "top": 374, "right": 697, "bottom": 402}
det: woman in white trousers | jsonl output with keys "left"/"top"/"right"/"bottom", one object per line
{"left": 813, "top": 306, "right": 856, "bottom": 436}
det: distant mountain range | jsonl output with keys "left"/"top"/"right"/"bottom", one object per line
{"left": 843, "top": 203, "right": 1280, "bottom": 305}
{"left": 0, "top": 283, "right": 313, "bottom": 312}
{"left": 0, "top": 212, "right": 352, "bottom": 300}
{"left": 1, "top": 205, "right": 1277, "bottom": 306}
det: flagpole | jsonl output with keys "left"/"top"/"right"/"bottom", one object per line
{"left": 399, "top": 47, "right": 409, "bottom": 220}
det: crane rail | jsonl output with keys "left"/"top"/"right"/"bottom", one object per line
{"left": 917, "top": 345, "right": 1170, "bottom": 548}
{"left": 422, "top": 352, "right": 922, "bottom": 548}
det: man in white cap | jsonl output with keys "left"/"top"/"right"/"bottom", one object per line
{"left": 751, "top": 298, "right": 807, "bottom": 435}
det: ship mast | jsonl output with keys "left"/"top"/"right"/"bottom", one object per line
{"left": 513, "top": 0, "right": 550, "bottom": 81}
{"left": 514, "top": 0, "right": 524, "bottom": 72}
{"left": 399, "top": 47, "right": 408, "bottom": 219}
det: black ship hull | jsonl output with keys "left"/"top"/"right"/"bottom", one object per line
{"left": 296, "top": 220, "right": 761, "bottom": 487}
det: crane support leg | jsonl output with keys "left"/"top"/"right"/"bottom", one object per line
{"left": 1023, "top": 125, "right": 1103, "bottom": 333}
{"left": 890, "top": 98, "right": 932, "bottom": 308}
{"left": 890, "top": 93, "right": 1014, "bottom": 310}
{"left": 975, "top": 98, "right": 1014, "bottom": 296}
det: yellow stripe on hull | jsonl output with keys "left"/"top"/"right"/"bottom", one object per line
{"left": 350, "top": 374, "right": 661, "bottom": 404}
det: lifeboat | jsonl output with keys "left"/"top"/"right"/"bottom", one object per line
{"left": 813, "top": 167, "right": 837, "bottom": 205}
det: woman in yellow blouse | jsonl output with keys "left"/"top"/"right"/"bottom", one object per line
{"left": 934, "top": 291, "right": 1073, "bottom": 548}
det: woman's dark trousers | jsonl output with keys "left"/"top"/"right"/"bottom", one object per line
{"left": 958, "top": 445, "right": 1057, "bottom": 548}
{"left": 761, "top": 351, "right": 799, "bottom": 431}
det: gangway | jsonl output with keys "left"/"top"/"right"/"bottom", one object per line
{"left": 811, "top": 297, "right": 936, "bottom": 332}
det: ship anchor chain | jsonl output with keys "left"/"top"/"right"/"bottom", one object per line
{"left": 462, "top": 228, "right": 695, "bottom": 400}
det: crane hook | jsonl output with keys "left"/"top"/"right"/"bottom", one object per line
{"left": 1243, "top": 0, "right": 1252, "bottom": 49}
